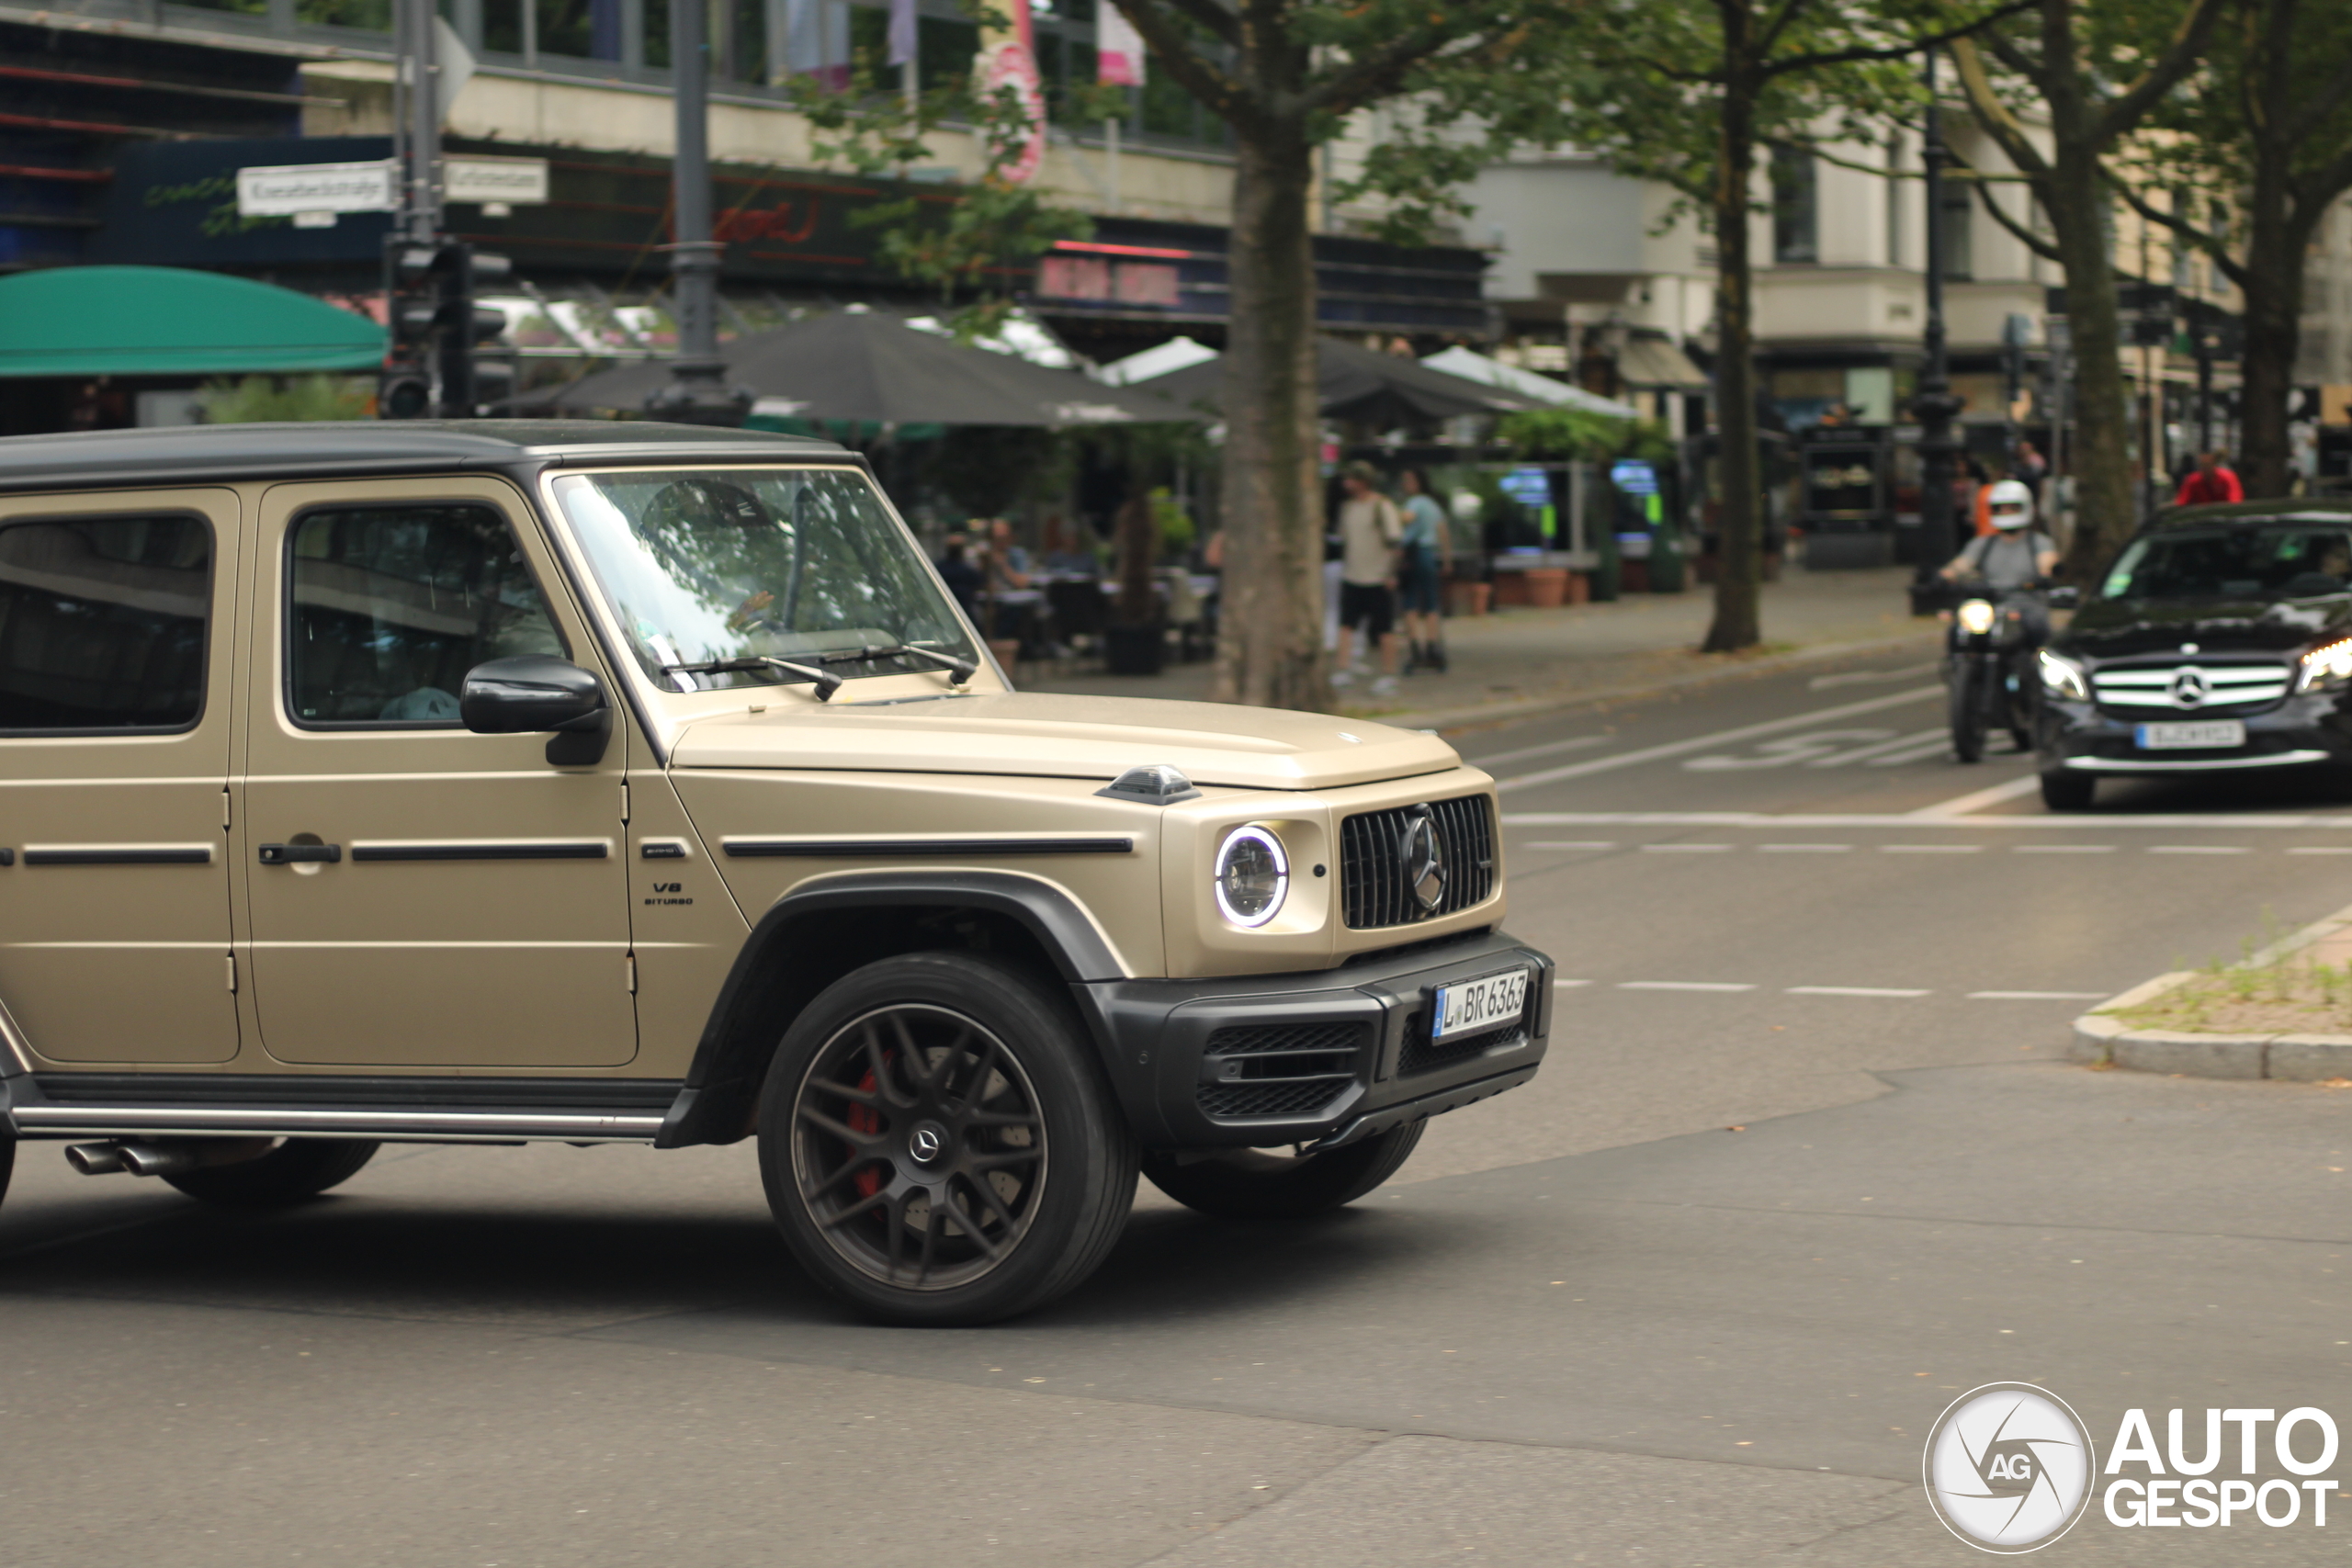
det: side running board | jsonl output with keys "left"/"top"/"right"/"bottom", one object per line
{"left": 0, "top": 1074, "right": 684, "bottom": 1145}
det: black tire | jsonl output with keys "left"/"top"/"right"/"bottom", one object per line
{"left": 1141, "top": 1121, "right": 1425, "bottom": 1221}
{"left": 161, "top": 1138, "right": 379, "bottom": 1208}
{"left": 757, "top": 952, "right": 1138, "bottom": 1326}
{"left": 1948, "top": 663, "right": 1985, "bottom": 763}
{"left": 2039, "top": 771, "right": 2097, "bottom": 811}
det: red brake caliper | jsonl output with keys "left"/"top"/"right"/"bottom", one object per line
{"left": 849, "top": 1066, "right": 884, "bottom": 1198}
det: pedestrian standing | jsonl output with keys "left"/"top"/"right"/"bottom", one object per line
{"left": 1333, "top": 461, "right": 1403, "bottom": 697}
{"left": 1397, "top": 467, "right": 1447, "bottom": 674}
{"left": 2175, "top": 451, "right": 2245, "bottom": 506}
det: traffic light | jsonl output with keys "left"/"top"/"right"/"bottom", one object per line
{"left": 377, "top": 239, "right": 515, "bottom": 419}
{"left": 377, "top": 240, "right": 438, "bottom": 421}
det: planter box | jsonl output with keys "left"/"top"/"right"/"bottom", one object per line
{"left": 1445, "top": 581, "right": 1492, "bottom": 617}
{"left": 1521, "top": 568, "right": 1569, "bottom": 608}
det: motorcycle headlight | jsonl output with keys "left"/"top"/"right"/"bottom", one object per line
{"left": 1956, "top": 598, "right": 1997, "bottom": 636}
{"left": 2299, "top": 637, "right": 2352, "bottom": 693}
{"left": 1213, "top": 825, "right": 1289, "bottom": 929}
{"left": 2036, "top": 649, "right": 2089, "bottom": 701}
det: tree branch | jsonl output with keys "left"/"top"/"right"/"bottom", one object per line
{"left": 1103, "top": 1, "right": 1253, "bottom": 133}
{"left": 1762, "top": 0, "right": 2035, "bottom": 79}
{"left": 1754, "top": 0, "right": 1815, "bottom": 60}
{"left": 1950, "top": 35, "right": 2052, "bottom": 180}
{"left": 1947, "top": 145, "right": 2064, "bottom": 262}
{"left": 1150, "top": 0, "right": 1239, "bottom": 50}
{"left": 1301, "top": 23, "right": 1469, "bottom": 117}
{"left": 2105, "top": 171, "right": 2246, "bottom": 288}
{"left": 2092, "top": 0, "right": 2228, "bottom": 145}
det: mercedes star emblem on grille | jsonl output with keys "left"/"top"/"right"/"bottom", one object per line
{"left": 2168, "top": 668, "right": 2210, "bottom": 708}
{"left": 1398, "top": 807, "right": 1449, "bottom": 914}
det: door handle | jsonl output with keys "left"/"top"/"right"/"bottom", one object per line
{"left": 256, "top": 843, "right": 342, "bottom": 864}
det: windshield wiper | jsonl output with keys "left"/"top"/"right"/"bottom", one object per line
{"left": 661, "top": 655, "right": 845, "bottom": 701}
{"left": 812, "top": 643, "right": 978, "bottom": 685}
{"left": 659, "top": 644, "right": 976, "bottom": 703}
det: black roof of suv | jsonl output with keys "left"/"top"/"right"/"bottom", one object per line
{"left": 0, "top": 421, "right": 850, "bottom": 493}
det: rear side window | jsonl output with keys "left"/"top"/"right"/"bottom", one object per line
{"left": 0, "top": 513, "right": 211, "bottom": 733}
{"left": 287, "top": 502, "right": 565, "bottom": 727}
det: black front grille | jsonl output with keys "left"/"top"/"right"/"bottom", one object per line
{"left": 1194, "top": 1021, "right": 1365, "bottom": 1121}
{"left": 1340, "top": 795, "right": 1497, "bottom": 930}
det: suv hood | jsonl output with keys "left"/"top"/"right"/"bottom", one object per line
{"left": 668, "top": 691, "right": 1464, "bottom": 791}
{"left": 2061, "top": 595, "right": 2352, "bottom": 660}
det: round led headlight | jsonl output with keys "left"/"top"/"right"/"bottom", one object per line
{"left": 1213, "top": 826, "right": 1289, "bottom": 929}
{"left": 1956, "top": 598, "right": 1997, "bottom": 636}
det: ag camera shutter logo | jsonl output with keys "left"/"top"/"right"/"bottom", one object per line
{"left": 1923, "top": 1382, "right": 2096, "bottom": 1552}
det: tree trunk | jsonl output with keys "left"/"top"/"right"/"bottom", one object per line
{"left": 1703, "top": 51, "right": 1760, "bottom": 652}
{"left": 2043, "top": 141, "right": 2135, "bottom": 579}
{"left": 1213, "top": 123, "right": 1328, "bottom": 710}
{"left": 2234, "top": 207, "right": 2306, "bottom": 501}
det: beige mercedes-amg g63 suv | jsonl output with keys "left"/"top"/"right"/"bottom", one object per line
{"left": 0, "top": 422, "right": 1550, "bottom": 1324}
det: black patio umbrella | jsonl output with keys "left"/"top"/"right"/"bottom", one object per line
{"left": 1132, "top": 336, "right": 1539, "bottom": 426}
{"left": 549, "top": 309, "right": 1190, "bottom": 428}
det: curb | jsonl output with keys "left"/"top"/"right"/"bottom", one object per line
{"left": 2069, "top": 902, "right": 2352, "bottom": 1082}
{"left": 1355, "top": 627, "right": 1940, "bottom": 737}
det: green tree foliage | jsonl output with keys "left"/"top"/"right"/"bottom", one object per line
{"left": 1498, "top": 406, "right": 1673, "bottom": 465}
{"left": 1949, "top": 0, "right": 2225, "bottom": 578}
{"left": 196, "top": 375, "right": 372, "bottom": 423}
{"left": 785, "top": 13, "right": 1096, "bottom": 338}
{"left": 2106, "top": 0, "right": 2352, "bottom": 499}
{"left": 1361, "top": 0, "right": 2019, "bottom": 650}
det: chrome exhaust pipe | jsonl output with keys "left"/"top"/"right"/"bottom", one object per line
{"left": 118, "top": 1143, "right": 204, "bottom": 1179}
{"left": 65, "top": 1142, "right": 128, "bottom": 1176}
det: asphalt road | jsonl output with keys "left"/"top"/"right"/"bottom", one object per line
{"left": 7, "top": 631, "right": 2352, "bottom": 1567}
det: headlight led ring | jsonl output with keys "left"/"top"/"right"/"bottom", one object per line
{"left": 1213, "top": 825, "right": 1289, "bottom": 929}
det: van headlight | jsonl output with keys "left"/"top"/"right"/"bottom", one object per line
{"left": 2299, "top": 637, "right": 2352, "bottom": 692}
{"left": 1213, "top": 826, "right": 1289, "bottom": 928}
{"left": 1956, "top": 598, "right": 1997, "bottom": 636}
{"left": 2036, "top": 649, "right": 2089, "bottom": 701}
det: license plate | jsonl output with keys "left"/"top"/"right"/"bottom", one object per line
{"left": 1433, "top": 968, "right": 1531, "bottom": 1041}
{"left": 2134, "top": 720, "right": 2246, "bottom": 750}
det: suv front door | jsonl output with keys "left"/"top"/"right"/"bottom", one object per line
{"left": 0, "top": 490, "right": 240, "bottom": 1065}
{"left": 240, "top": 478, "right": 637, "bottom": 1068}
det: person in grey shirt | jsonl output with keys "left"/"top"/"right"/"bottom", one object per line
{"left": 1941, "top": 478, "right": 2058, "bottom": 642}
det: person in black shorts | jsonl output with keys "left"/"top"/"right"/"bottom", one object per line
{"left": 1332, "top": 461, "right": 1403, "bottom": 695}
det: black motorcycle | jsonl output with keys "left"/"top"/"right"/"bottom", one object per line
{"left": 1939, "top": 576, "right": 2060, "bottom": 762}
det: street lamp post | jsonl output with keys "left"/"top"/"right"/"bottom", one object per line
{"left": 648, "top": 0, "right": 751, "bottom": 425}
{"left": 1908, "top": 46, "right": 1965, "bottom": 615}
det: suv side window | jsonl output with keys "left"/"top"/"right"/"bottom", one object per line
{"left": 0, "top": 513, "right": 211, "bottom": 733}
{"left": 288, "top": 502, "right": 566, "bottom": 728}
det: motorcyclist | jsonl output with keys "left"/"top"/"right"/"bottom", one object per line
{"left": 1939, "top": 478, "right": 2058, "bottom": 643}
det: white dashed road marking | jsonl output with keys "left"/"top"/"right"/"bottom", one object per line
{"left": 1968, "top": 990, "right": 2110, "bottom": 1000}
{"left": 2149, "top": 845, "right": 2251, "bottom": 855}
{"left": 1882, "top": 844, "right": 1983, "bottom": 853}
{"left": 1761, "top": 843, "right": 1851, "bottom": 853}
{"left": 1785, "top": 986, "right": 1933, "bottom": 998}
{"left": 1620, "top": 981, "right": 1757, "bottom": 993}
{"left": 2013, "top": 843, "right": 2118, "bottom": 853}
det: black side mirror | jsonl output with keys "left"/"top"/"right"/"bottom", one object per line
{"left": 460, "top": 656, "right": 612, "bottom": 766}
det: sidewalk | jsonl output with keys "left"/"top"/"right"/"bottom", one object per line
{"left": 1020, "top": 566, "right": 1938, "bottom": 732}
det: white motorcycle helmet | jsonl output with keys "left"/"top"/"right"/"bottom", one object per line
{"left": 1987, "top": 479, "right": 2036, "bottom": 531}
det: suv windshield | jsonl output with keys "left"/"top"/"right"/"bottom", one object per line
{"left": 2100, "top": 523, "right": 2352, "bottom": 603}
{"left": 551, "top": 468, "right": 978, "bottom": 693}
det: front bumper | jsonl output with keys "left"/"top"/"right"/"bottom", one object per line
{"left": 1075, "top": 930, "right": 1552, "bottom": 1148}
{"left": 2036, "top": 692, "right": 2352, "bottom": 776}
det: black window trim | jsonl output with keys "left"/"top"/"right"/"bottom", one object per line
{"left": 279, "top": 495, "right": 572, "bottom": 734}
{"left": 0, "top": 506, "right": 217, "bottom": 740}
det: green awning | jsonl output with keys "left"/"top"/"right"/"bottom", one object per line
{"left": 0, "top": 265, "right": 385, "bottom": 378}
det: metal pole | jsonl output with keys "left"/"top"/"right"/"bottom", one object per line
{"left": 407, "top": 0, "right": 440, "bottom": 243}
{"left": 649, "top": 0, "right": 748, "bottom": 423}
{"left": 1908, "top": 46, "right": 1962, "bottom": 612}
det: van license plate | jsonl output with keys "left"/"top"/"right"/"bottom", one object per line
{"left": 1432, "top": 969, "right": 1530, "bottom": 1041}
{"left": 2134, "top": 720, "right": 2245, "bottom": 750}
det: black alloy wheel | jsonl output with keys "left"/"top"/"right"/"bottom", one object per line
{"left": 1948, "top": 662, "right": 1985, "bottom": 763}
{"left": 2039, "top": 770, "right": 2097, "bottom": 811}
{"left": 161, "top": 1138, "right": 379, "bottom": 1208}
{"left": 1141, "top": 1121, "right": 1425, "bottom": 1221}
{"left": 758, "top": 953, "right": 1136, "bottom": 1325}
